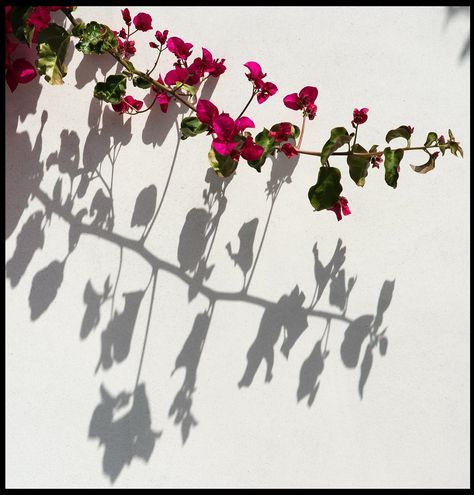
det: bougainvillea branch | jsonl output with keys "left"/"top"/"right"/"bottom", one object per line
{"left": 5, "top": 6, "right": 464, "bottom": 221}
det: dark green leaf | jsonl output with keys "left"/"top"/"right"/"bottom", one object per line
{"left": 180, "top": 117, "right": 208, "bottom": 140}
{"left": 10, "top": 7, "right": 35, "bottom": 46}
{"left": 385, "top": 125, "right": 412, "bottom": 146}
{"left": 383, "top": 147, "right": 404, "bottom": 188}
{"left": 347, "top": 144, "right": 371, "bottom": 187}
{"left": 75, "top": 21, "right": 118, "bottom": 55}
{"left": 94, "top": 74, "right": 127, "bottom": 104}
{"left": 36, "top": 24, "right": 71, "bottom": 85}
{"left": 410, "top": 154, "right": 436, "bottom": 174}
{"left": 308, "top": 166, "right": 343, "bottom": 211}
{"left": 133, "top": 76, "right": 152, "bottom": 89}
{"left": 320, "top": 127, "right": 353, "bottom": 165}
{"left": 208, "top": 147, "right": 238, "bottom": 178}
{"left": 424, "top": 132, "right": 438, "bottom": 147}
{"left": 71, "top": 22, "right": 86, "bottom": 37}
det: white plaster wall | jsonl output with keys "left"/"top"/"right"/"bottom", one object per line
{"left": 6, "top": 6, "right": 470, "bottom": 488}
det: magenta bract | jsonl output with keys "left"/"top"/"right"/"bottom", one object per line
{"left": 133, "top": 12, "right": 153, "bottom": 32}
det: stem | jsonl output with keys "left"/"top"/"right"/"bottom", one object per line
{"left": 297, "top": 114, "right": 306, "bottom": 149}
{"left": 237, "top": 89, "right": 257, "bottom": 120}
{"left": 147, "top": 48, "right": 163, "bottom": 76}
{"left": 352, "top": 124, "right": 359, "bottom": 151}
{"left": 296, "top": 144, "right": 440, "bottom": 158}
{"left": 124, "top": 97, "right": 157, "bottom": 115}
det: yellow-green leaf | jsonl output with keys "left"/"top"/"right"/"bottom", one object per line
{"left": 36, "top": 24, "right": 71, "bottom": 85}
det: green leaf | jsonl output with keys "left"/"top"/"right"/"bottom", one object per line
{"left": 448, "top": 129, "right": 455, "bottom": 141}
{"left": 347, "top": 144, "right": 371, "bottom": 187}
{"left": 247, "top": 128, "right": 275, "bottom": 172}
{"left": 369, "top": 144, "right": 379, "bottom": 153}
{"left": 449, "top": 142, "right": 464, "bottom": 158}
{"left": 308, "top": 167, "right": 343, "bottom": 211}
{"left": 133, "top": 76, "right": 152, "bottom": 89}
{"left": 71, "top": 22, "right": 86, "bottom": 37}
{"left": 291, "top": 124, "right": 300, "bottom": 140}
{"left": 94, "top": 74, "right": 127, "bottom": 104}
{"left": 383, "top": 147, "right": 404, "bottom": 188}
{"left": 180, "top": 117, "right": 208, "bottom": 140}
{"left": 36, "top": 24, "right": 71, "bottom": 85}
{"left": 208, "top": 147, "right": 238, "bottom": 178}
{"left": 175, "top": 82, "right": 197, "bottom": 96}
{"left": 424, "top": 132, "right": 438, "bottom": 147}
{"left": 75, "top": 21, "right": 118, "bottom": 55}
{"left": 410, "top": 154, "right": 436, "bottom": 174}
{"left": 385, "top": 125, "right": 412, "bottom": 146}
{"left": 10, "top": 7, "right": 35, "bottom": 46}
{"left": 320, "top": 127, "right": 353, "bottom": 165}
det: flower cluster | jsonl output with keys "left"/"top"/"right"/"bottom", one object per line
{"left": 244, "top": 61, "right": 278, "bottom": 104}
{"left": 351, "top": 107, "right": 368, "bottom": 127}
{"left": 284, "top": 86, "right": 318, "bottom": 119}
{"left": 196, "top": 99, "right": 263, "bottom": 161}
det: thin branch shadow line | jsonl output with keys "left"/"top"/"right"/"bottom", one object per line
{"left": 244, "top": 188, "right": 280, "bottom": 293}
{"left": 134, "top": 268, "right": 158, "bottom": 390}
{"left": 34, "top": 188, "right": 351, "bottom": 324}
{"left": 142, "top": 122, "right": 181, "bottom": 242}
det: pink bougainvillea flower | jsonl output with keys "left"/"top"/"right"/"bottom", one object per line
{"left": 167, "top": 36, "right": 193, "bottom": 60}
{"left": 243, "top": 61, "right": 277, "bottom": 104}
{"left": 5, "top": 37, "right": 18, "bottom": 67}
{"left": 352, "top": 107, "right": 369, "bottom": 126}
{"left": 112, "top": 95, "right": 143, "bottom": 113}
{"left": 6, "top": 58, "right": 37, "bottom": 92}
{"left": 27, "top": 6, "right": 51, "bottom": 32}
{"left": 123, "top": 40, "right": 136, "bottom": 57}
{"left": 212, "top": 114, "right": 255, "bottom": 156}
{"left": 187, "top": 48, "right": 226, "bottom": 82}
{"left": 196, "top": 99, "right": 255, "bottom": 155}
{"left": 118, "top": 28, "right": 127, "bottom": 39}
{"left": 133, "top": 12, "right": 153, "bottom": 32}
{"left": 196, "top": 99, "right": 219, "bottom": 127}
{"left": 256, "top": 80, "right": 278, "bottom": 104}
{"left": 164, "top": 66, "right": 189, "bottom": 86}
{"left": 155, "top": 29, "right": 168, "bottom": 45}
{"left": 151, "top": 76, "right": 172, "bottom": 113}
{"left": 239, "top": 136, "right": 264, "bottom": 161}
{"left": 283, "top": 86, "right": 318, "bottom": 119}
{"left": 327, "top": 196, "right": 351, "bottom": 221}
{"left": 149, "top": 41, "right": 158, "bottom": 49}
{"left": 370, "top": 154, "right": 383, "bottom": 168}
{"left": 269, "top": 122, "right": 292, "bottom": 143}
{"left": 280, "top": 143, "right": 298, "bottom": 158}
{"left": 5, "top": 6, "right": 13, "bottom": 33}
{"left": 244, "top": 61, "right": 266, "bottom": 83}
{"left": 121, "top": 8, "right": 132, "bottom": 26}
